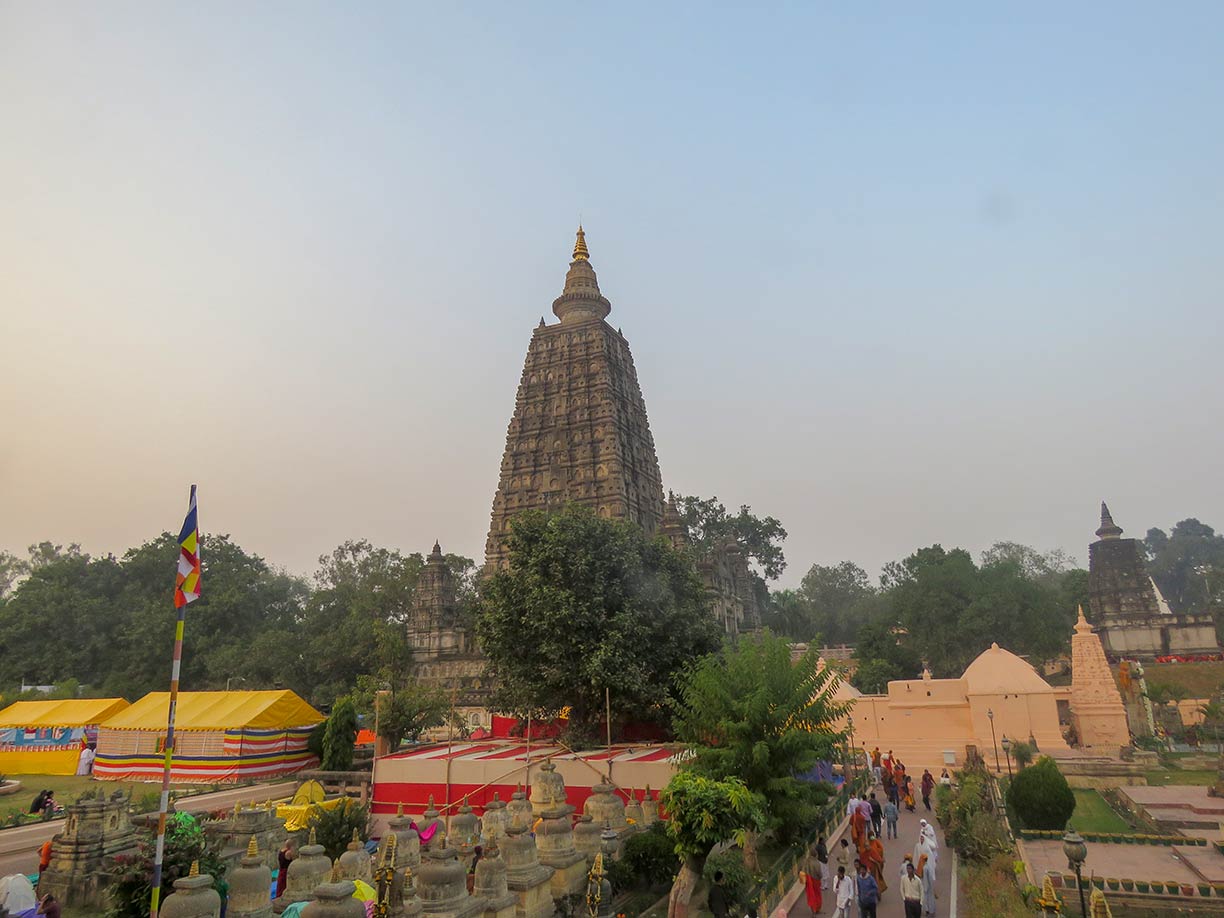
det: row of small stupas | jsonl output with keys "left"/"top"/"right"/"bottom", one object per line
{"left": 404, "top": 230, "right": 762, "bottom": 725}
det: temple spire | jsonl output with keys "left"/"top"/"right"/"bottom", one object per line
{"left": 573, "top": 225, "right": 590, "bottom": 261}
{"left": 553, "top": 226, "right": 611, "bottom": 323}
{"left": 1096, "top": 502, "right": 1123, "bottom": 540}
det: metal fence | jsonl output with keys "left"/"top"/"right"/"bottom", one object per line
{"left": 749, "top": 769, "right": 872, "bottom": 916}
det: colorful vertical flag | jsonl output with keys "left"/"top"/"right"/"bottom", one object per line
{"left": 175, "top": 485, "right": 201, "bottom": 607}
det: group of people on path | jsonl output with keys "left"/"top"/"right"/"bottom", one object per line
{"left": 800, "top": 749, "right": 949, "bottom": 917}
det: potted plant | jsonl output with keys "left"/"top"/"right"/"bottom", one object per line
{"left": 1092, "top": 876, "right": 1105, "bottom": 890}
{"left": 1106, "top": 878, "right": 1120, "bottom": 890}
{"left": 1137, "top": 880, "right": 1151, "bottom": 893}
{"left": 1121, "top": 878, "right": 1134, "bottom": 891}
{"left": 1199, "top": 882, "right": 1212, "bottom": 897}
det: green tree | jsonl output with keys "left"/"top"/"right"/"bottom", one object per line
{"left": 658, "top": 772, "right": 765, "bottom": 918}
{"left": 321, "top": 697, "right": 359, "bottom": 771}
{"left": 1009, "top": 740, "right": 1035, "bottom": 769}
{"left": 106, "top": 812, "right": 227, "bottom": 918}
{"left": 352, "top": 670, "right": 449, "bottom": 750}
{"left": 1005, "top": 756, "right": 1075, "bottom": 830}
{"left": 476, "top": 505, "right": 720, "bottom": 739}
{"left": 797, "top": 561, "right": 876, "bottom": 645}
{"left": 671, "top": 633, "right": 846, "bottom": 867}
{"left": 1145, "top": 518, "right": 1224, "bottom": 613}
{"left": 850, "top": 657, "right": 901, "bottom": 694}
{"left": 299, "top": 540, "right": 427, "bottom": 704}
{"left": 309, "top": 798, "right": 370, "bottom": 860}
{"left": 0, "top": 550, "right": 27, "bottom": 600}
{"left": 673, "top": 494, "right": 787, "bottom": 580}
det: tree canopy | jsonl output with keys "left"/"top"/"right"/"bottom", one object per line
{"left": 673, "top": 494, "right": 787, "bottom": 581}
{"left": 1145, "top": 518, "right": 1224, "bottom": 614}
{"left": 475, "top": 504, "right": 720, "bottom": 740}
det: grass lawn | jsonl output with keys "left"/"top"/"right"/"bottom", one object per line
{"left": 1137, "top": 662, "right": 1224, "bottom": 697}
{"left": 1068, "top": 788, "right": 1132, "bottom": 833}
{"left": 1144, "top": 769, "right": 1218, "bottom": 786}
{"left": 0, "top": 774, "right": 213, "bottom": 824}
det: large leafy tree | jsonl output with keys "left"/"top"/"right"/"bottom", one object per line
{"left": 671, "top": 633, "right": 846, "bottom": 862}
{"left": 475, "top": 505, "right": 720, "bottom": 739}
{"left": 885, "top": 544, "right": 1079, "bottom": 676}
{"left": 659, "top": 772, "right": 765, "bottom": 918}
{"left": 672, "top": 494, "right": 787, "bottom": 580}
{"left": 1145, "top": 518, "right": 1224, "bottom": 613}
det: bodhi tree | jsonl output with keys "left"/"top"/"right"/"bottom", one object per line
{"left": 476, "top": 505, "right": 720, "bottom": 742}
{"left": 671, "top": 633, "right": 847, "bottom": 869}
{"left": 659, "top": 772, "right": 765, "bottom": 918}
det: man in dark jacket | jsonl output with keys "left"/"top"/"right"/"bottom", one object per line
{"left": 855, "top": 863, "right": 880, "bottom": 918}
{"left": 708, "top": 870, "right": 730, "bottom": 918}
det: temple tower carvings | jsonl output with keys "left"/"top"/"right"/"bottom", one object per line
{"left": 484, "top": 228, "right": 666, "bottom": 570}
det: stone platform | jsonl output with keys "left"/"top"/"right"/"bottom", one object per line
{"left": 1118, "top": 785, "right": 1224, "bottom": 833}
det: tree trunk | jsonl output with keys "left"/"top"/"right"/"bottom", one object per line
{"left": 742, "top": 830, "right": 761, "bottom": 873}
{"left": 668, "top": 856, "right": 704, "bottom": 918}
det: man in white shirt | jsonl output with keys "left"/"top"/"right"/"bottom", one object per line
{"left": 832, "top": 866, "right": 856, "bottom": 918}
{"left": 846, "top": 793, "right": 860, "bottom": 818}
{"left": 900, "top": 862, "right": 924, "bottom": 918}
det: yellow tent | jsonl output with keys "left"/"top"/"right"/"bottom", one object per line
{"left": 95, "top": 690, "right": 324, "bottom": 783}
{"left": 0, "top": 698, "right": 130, "bottom": 775}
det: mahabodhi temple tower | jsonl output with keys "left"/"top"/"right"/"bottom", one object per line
{"left": 484, "top": 228, "right": 667, "bottom": 569}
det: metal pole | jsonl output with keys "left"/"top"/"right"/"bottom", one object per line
{"left": 988, "top": 709, "right": 1001, "bottom": 774}
{"left": 1075, "top": 864, "right": 1087, "bottom": 917}
{"left": 605, "top": 687, "right": 613, "bottom": 784}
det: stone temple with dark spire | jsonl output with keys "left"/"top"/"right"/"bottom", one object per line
{"left": 1086, "top": 502, "right": 1218, "bottom": 658}
{"left": 406, "top": 230, "right": 760, "bottom": 731}
{"left": 484, "top": 227, "right": 667, "bottom": 569}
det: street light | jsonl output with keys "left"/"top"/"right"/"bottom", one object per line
{"left": 987, "top": 708, "right": 1001, "bottom": 775}
{"left": 847, "top": 715, "right": 857, "bottom": 780}
{"left": 1001, "top": 735, "right": 1014, "bottom": 779}
{"left": 1062, "top": 830, "right": 1088, "bottom": 917}
{"left": 225, "top": 676, "right": 246, "bottom": 692}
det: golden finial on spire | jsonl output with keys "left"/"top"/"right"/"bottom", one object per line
{"left": 309, "top": 827, "right": 317, "bottom": 846}
{"left": 189, "top": 860, "right": 200, "bottom": 878}
{"left": 396, "top": 802, "right": 404, "bottom": 817}
{"left": 247, "top": 835, "right": 259, "bottom": 858}
{"left": 572, "top": 225, "right": 590, "bottom": 262}
{"left": 330, "top": 862, "right": 341, "bottom": 883}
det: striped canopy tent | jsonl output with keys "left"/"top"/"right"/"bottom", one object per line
{"left": 94, "top": 690, "right": 324, "bottom": 783}
{"left": 0, "top": 698, "right": 130, "bottom": 775}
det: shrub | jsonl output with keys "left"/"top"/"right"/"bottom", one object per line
{"left": 1006, "top": 756, "right": 1075, "bottom": 831}
{"left": 1010, "top": 741, "right": 1035, "bottom": 769}
{"left": 107, "top": 812, "right": 227, "bottom": 918}
{"left": 308, "top": 798, "right": 370, "bottom": 861}
{"left": 935, "top": 766, "right": 1010, "bottom": 862}
{"left": 621, "top": 823, "right": 679, "bottom": 889}
{"left": 703, "top": 849, "right": 752, "bottom": 910}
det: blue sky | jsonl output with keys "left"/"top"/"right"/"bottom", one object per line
{"left": 1, "top": 3, "right": 1220, "bottom": 584}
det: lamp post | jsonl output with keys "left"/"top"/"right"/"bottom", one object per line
{"left": 225, "top": 676, "right": 245, "bottom": 692}
{"left": 847, "top": 715, "right": 857, "bottom": 780}
{"left": 1001, "top": 735, "right": 1013, "bottom": 779}
{"left": 987, "top": 708, "right": 1001, "bottom": 775}
{"left": 1062, "top": 829, "right": 1088, "bottom": 917}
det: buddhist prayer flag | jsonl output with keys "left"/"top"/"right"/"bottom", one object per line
{"left": 151, "top": 485, "right": 199, "bottom": 918}
{"left": 174, "top": 485, "right": 200, "bottom": 607}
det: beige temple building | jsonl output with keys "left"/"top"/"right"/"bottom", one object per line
{"left": 832, "top": 612, "right": 1131, "bottom": 768}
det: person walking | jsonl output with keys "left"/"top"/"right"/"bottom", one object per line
{"left": 708, "top": 870, "right": 731, "bottom": 918}
{"left": 883, "top": 797, "right": 899, "bottom": 839}
{"left": 921, "top": 770, "right": 935, "bottom": 812}
{"left": 855, "top": 863, "right": 880, "bottom": 918}
{"left": 868, "top": 793, "right": 883, "bottom": 837}
{"left": 815, "top": 835, "right": 829, "bottom": 889}
{"left": 834, "top": 837, "right": 852, "bottom": 880}
{"left": 832, "top": 866, "right": 855, "bottom": 918}
{"left": 900, "top": 861, "right": 923, "bottom": 918}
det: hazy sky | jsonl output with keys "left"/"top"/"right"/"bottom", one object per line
{"left": 2, "top": 3, "right": 1221, "bottom": 587}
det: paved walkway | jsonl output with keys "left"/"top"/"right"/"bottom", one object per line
{"left": 788, "top": 796, "right": 956, "bottom": 917}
